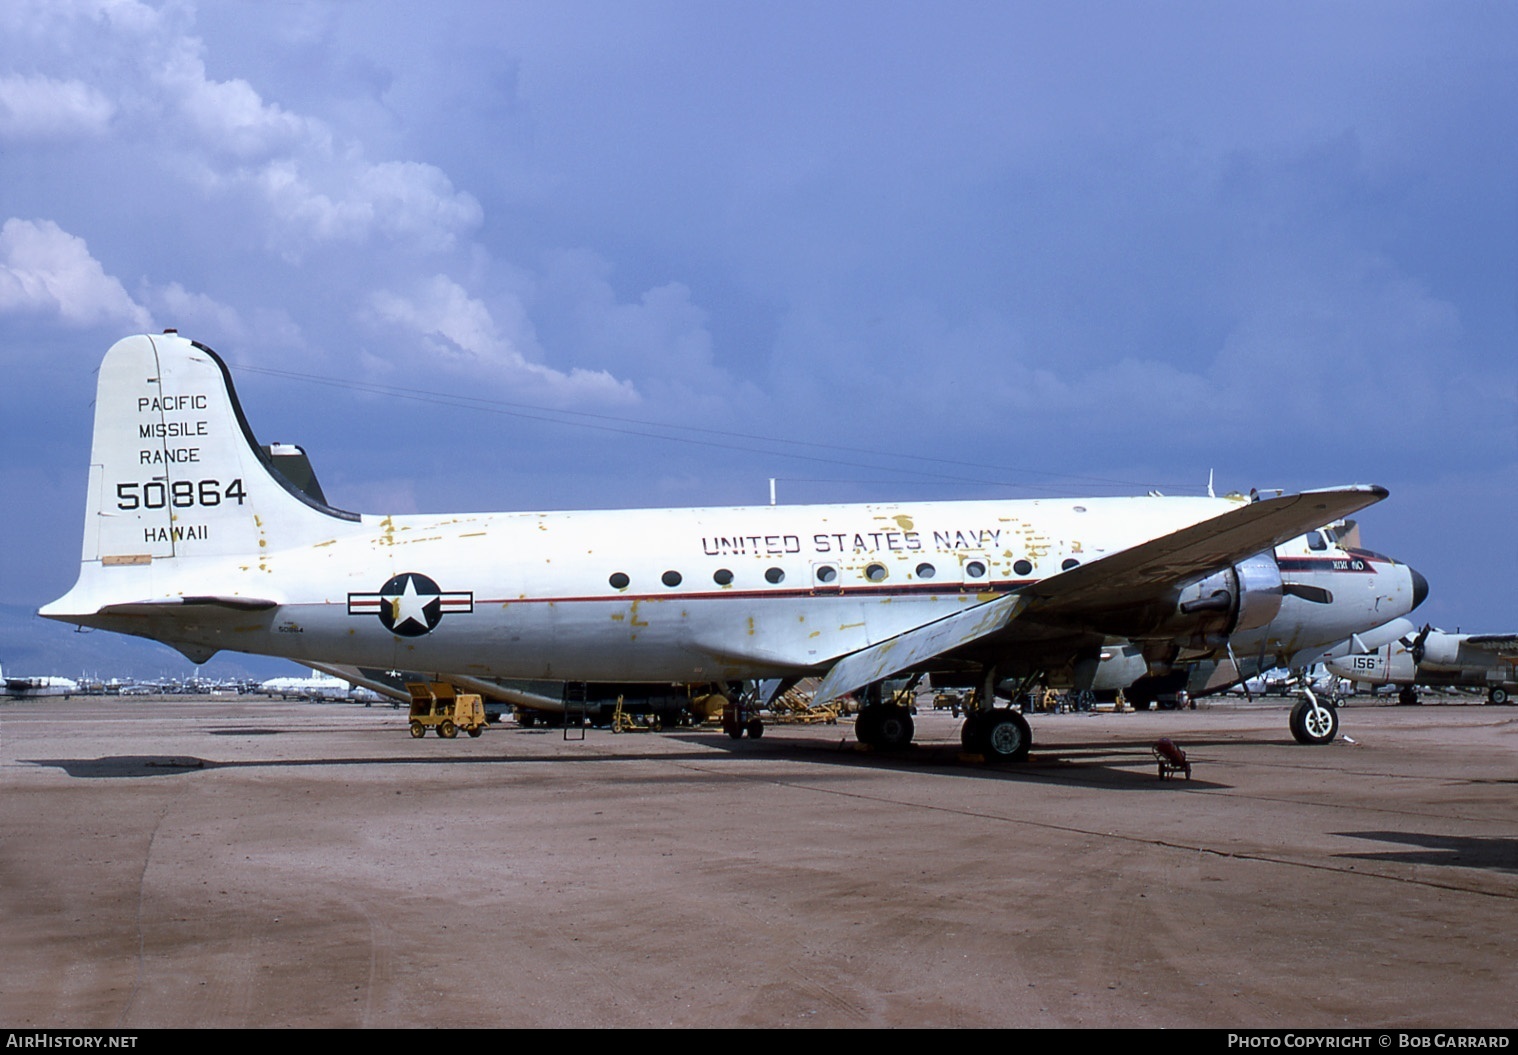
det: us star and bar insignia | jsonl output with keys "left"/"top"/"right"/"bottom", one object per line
{"left": 348, "top": 572, "right": 473, "bottom": 637}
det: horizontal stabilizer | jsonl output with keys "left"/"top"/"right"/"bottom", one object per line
{"left": 98, "top": 596, "right": 279, "bottom": 615}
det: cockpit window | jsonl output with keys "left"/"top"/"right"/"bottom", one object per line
{"left": 1306, "top": 531, "right": 1327, "bottom": 551}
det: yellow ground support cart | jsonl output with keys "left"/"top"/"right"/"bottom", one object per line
{"left": 610, "top": 695, "right": 664, "bottom": 732}
{"left": 406, "top": 681, "right": 488, "bottom": 739}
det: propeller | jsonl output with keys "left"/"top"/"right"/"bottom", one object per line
{"left": 1410, "top": 624, "right": 1432, "bottom": 666}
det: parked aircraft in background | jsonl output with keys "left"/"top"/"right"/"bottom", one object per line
{"left": 42, "top": 332, "right": 1425, "bottom": 758}
{"left": 1324, "top": 621, "right": 1518, "bottom": 705}
{"left": 256, "top": 667, "right": 382, "bottom": 703}
{"left": 1, "top": 663, "right": 80, "bottom": 698}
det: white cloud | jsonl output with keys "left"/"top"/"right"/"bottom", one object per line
{"left": 142, "top": 280, "right": 245, "bottom": 341}
{"left": 250, "top": 158, "right": 481, "bottom": 256}
{"left": 367, "top": 275, "right": 639, "bottom": 405}
{"left": 0, "top": 74, "right": 114, "bottom": 139}
{"left": 537, "top": 249, "right": 760, "bottom": 406}
{"left": 157, "top": 49, "right": 321, "bottom": 161}
{"left": 1, "top": 0, "right": 480, "bottom": 256}
{"left": 0, "top": 218, "right": 151, "bottom": 330}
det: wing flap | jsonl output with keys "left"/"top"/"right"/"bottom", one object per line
{"left": 812, "top": 593, "right": 1029, "bottom": 704}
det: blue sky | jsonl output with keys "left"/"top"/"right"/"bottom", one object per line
{"left": 2, "top": 1, "right": 1514, "bottom": 679}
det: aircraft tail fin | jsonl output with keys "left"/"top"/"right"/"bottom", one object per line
{"left": 42, "top": 332, "right": 359, "bottom": 622}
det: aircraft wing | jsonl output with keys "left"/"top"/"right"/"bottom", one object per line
{"left": 812, "top": 484, "right": 1388, "bottom": 705}
{"left": 1010, "top": 485, "right": 1387, "bottom": 619}
{"left": 1460, "top": 634, "right": 1518, "bottom": 652}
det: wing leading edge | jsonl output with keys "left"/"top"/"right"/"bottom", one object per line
{"left": 812, "top": 485, "right": 1389, "bottom": 705}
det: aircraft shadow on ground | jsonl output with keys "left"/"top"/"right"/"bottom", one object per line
{"left": 663, "top": 731, "right": 1235, "bottom": 790}
{"left": 1332, "top": 830, "right": 1518, "bottom": 874}
{"left": 21, "top": 728, "right": 1244, "bottom": 790}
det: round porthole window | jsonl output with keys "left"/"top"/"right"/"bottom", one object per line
{"left": 1014, "top": 559, "right": 1033, "bottom": 576}
{"left": 965, "top": 560, "right": 987, "bottom": 579}
{"left": 713, "top": 568, "right": 733, "bottom": 585}
{"left": 765, "top": 567, "right": 785, "bottom": 584}
{"left": 865, "top": 563, "right": 887, "bottom": 582}
{"left": 609, "top": 572, "right": 630, "bottom": 589}
{"left": 916, "top": 563, "right": 936, "bottom": 579}
{"left": 662, "top": 570, "right": 682, "bottom": 587}
{"left": 815, "top": 565, "right": 837, "bottom": 583}
{"left": 1061, "top": 558, "right": 1080, "bottom": 571}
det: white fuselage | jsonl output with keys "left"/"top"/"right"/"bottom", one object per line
{"left": 68, "top": 494, "right": 1246, "bottom": 682}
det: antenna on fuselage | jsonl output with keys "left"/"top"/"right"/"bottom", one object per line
{"left": 769, "top": 478, "right": 776, "bottom": 506}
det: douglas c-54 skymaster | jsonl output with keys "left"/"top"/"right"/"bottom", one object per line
{"left": 42, "top": 332, "right": 1426, "bottom": 757}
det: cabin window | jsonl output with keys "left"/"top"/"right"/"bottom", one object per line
{"left": 965, "top": 560, "right": 987, "bottom": 579}
{"left": 608, "top": 572, "right": 630, "bottom": 589}
{"left": 765, "top": 567, "right": 785, "bottom": 584}
{"left": 815, "top": 565, "right": 837, "bottom": 584}
{"left": 1014, "top": 559, "right": 1033, "bottom": 576}
{"left": 864, "top": 563, "right": 887, "bottom": 582}
{"left": 713, "top": 568, "right": 733, "bottom": 586}
{"left": 661, "top": 570, "right": 682, "bottom": 587}
{"left": 916, "top": 562, "right": 936, "bottom": 579}
{"left": 1061, "top": 558, "right": 1080, "bottom": 571}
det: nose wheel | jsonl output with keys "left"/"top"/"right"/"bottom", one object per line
{"left": 1289, "top": 696, "right": 1339, "bottom": 744}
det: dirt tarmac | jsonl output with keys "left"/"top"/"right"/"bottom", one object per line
{"left": 2, "top": 694, "right": 1514, "bottom": 1029}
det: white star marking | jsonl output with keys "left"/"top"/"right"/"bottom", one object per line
{"left": 384, "top": 575, "right": 436, "bottom": 632}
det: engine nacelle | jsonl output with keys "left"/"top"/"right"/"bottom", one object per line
{"left": 1146, "top": 553, "right": 1285, "bottom": 654}
{"left": 1416, "top": 632, "right": 1461, "bottom": 669}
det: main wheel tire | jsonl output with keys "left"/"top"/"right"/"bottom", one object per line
{"left": 1489, "top": 686, "right": 1510, "bottom": 705}
{"left": 467, "top": 726, "right": 483, "bottom": 738}
{"left": 854, "top": 707, "right": 882, "bottom": 745}
{"left": 746, "top": 718, "right": 764, "bottom": 739}
{"left": 874, "top": 705, "right": 914, "bottom": 749}
{"left": 982, "top": 710, "right": 1031, "bottom": 762}
{"left": 438, "top": 719, "right": 458, "bottom": 739}
{"left": 1398, "top": 688, "right": 1420, "bottom": 706}
{"left": 1289, "top": 699, "right": 1339, "bottom": 744}
{"left": 960, "top": 712, "right": 987, "bottom": 753}
{"left": 409, "top": 720, "right": 425, "bottom": 738}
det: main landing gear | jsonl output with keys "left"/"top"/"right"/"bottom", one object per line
{"left": 960, "top": 708, "right": 1032, "bottom": 762}
{"left": 853, "top": 701, "right": 915, "bottom": 750}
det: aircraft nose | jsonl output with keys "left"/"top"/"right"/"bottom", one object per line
{"left": 1408, "top": 565, "right": 1429, "bottom": 611}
